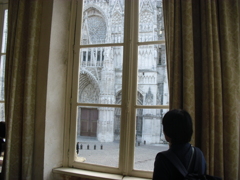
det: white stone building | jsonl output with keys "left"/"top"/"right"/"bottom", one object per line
{"left": 77, "top": 0, "right": 168, "bottom": 144}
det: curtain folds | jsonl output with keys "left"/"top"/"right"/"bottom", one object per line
{"left": 162, "top": 0, "right": 240, "bottom": 180}
{"left": 3, "top": 0, "right": 42, "bottom": 180}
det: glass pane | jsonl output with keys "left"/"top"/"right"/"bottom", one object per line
{"left": 0, "top": 55, "right": 5, "bottom": 101}
{"left": 137, "top": 44, "right": 168, "bottom": 106}
{"left": 0, "top": 103, "right": 5, "bottom": 122}
{"left": 1, "top": 10, "right": 8, "bottom": 53}
{"left": 134, "top": 108, "right": 169, "bottom": 171}
{"left": 78, "top": 46, "right": 123, "bottom": 104}
{"left": 81, "top": 0, "right": 125, "bottom": 45}
{"left": 138, "top": 0, "right": 164, "bottom": 42}
{"left": 76, "top": 106, "right": 121, "bottom": 167}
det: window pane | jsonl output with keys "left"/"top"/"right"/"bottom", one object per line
{"left": 138, "top": 0, "right": 164, "bottom": 42}
{"left": 78, "top": 46, "right": 123, "bottom": 104}
{"left": 0, "top": 55, "right": 5, "bottom": 101}
{"left": 137, "top": 44, "right": 168, "bottom": 106}
{"left": 81, "top": 0, "right": 125, "bottom": 45}
{"left": 76, "top": 106, "right": 120, "bottom": 167}
{"left": 1, "top": 10, "right": 8, "bottom": 53}
{"left": 134, "top": 108, "right": 168, "bottom": 171}
{"left": 0, "top": 103, "right": 4, "bottom": 122}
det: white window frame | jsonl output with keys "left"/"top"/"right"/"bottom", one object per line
{"left": 0, "top": 3, "right": 8, "bottom": 122}
{"left": 66, "top": 0, "right": 168, "bottom": 178}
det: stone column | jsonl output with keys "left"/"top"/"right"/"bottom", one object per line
{"left": 97, "top": 107, "right": 114, "bottom": 142}
{"left": 97, "top": 47, "right": 115, "bottom": 142}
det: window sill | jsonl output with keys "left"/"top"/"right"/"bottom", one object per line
{"left": 53, "top": 167, "right": 151, "bottom": 180}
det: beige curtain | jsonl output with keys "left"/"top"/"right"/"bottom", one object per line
{"left": 162, "top": 0, "right": 240, "bottom": 180}
{"left": 3, "top": 1, "right": 43, "bottom": 180}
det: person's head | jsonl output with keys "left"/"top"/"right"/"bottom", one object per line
{"left": 162, "top": 109, "right": 193, "bottom": 144}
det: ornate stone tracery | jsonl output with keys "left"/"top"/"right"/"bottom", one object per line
{"left": 82, "top": 7, "right": 107, "bottom": 44}
{"left": 139, "top": 0, "right": 154, "bottom": 33}
{"left": 145, "top": 87, "right": 153, "bottom": 105}
{"left": 80, "top": 84, "right": 99, "bottom": 103}
{"left": 88, "top": 16, "right": 106, "bottom": 43}
{"left": 79, "top": 72, "right": 100, "bottom": 103}
{"left": 111, "top": 0, "right": 124, "bottom": 43}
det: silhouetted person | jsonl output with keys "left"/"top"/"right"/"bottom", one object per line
{"left": 0, "top": 121, "right": 6, "bottom": 180}
{"left": 0, "top": 121, "right": 5, "bottom": 156}
{"left": 153, "top": 109, "right": 206, "bottom": 180}
{"left": 76, "top": 142, "right": 80, "bottom": 155}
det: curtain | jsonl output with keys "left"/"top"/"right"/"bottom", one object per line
{"left": 162, "top": 0, "right": 240, "bottom": 180}
{"left": 2, "top": 0, "right": 43, "bottom": 179}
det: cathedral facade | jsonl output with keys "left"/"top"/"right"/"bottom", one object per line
{"left": 77, "top": 0, "right": 168, "bottom": 144}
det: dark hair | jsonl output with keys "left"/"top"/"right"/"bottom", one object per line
{"left": 162, "top": 109, "right": 193, "bottom": 143}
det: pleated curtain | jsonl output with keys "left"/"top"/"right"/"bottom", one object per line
{"left": 162, "top": 0, "right": 240, "bottom": 180}
{"left": 3, "top": 0, "right": 43, "bottom": 179}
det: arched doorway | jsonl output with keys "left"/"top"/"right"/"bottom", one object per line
{"left": 77, "top": 72, "right": 100, "bottom": 137}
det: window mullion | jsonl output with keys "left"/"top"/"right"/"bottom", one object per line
{"left": 129, "top": 0, "right": 139, "bottom": 175}
{"left": 119, "top": 0, "right": 139, "bottom": 175}
{"left": 118, "top": 0, "right": 132, "bottom": 174}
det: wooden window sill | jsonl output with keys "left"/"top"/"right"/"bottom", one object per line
{"left": 53, "top": 167, "right": 151, "bottom": 180}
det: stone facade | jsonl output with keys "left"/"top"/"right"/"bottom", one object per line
{"left": 77, "top": 0, "right": 168, "bottom": 144}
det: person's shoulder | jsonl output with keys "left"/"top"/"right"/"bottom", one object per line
{"left": 155, "top": 150, "right": 170, "bottom": 160}
{"left": 193, "top": 146, "right": 204, "bottom": 155}
{"left": 154, "top": 150, "right": 174, "bottom": 169}
{"left": 192, "top": 146, "right": 207, "bottom": 164}
{"left": 156, "top": 149, "right": 170, "bottom": 155}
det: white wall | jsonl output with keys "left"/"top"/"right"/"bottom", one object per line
{"left": 34, "top": 0, "right": 53, "bottom": 179}
{"left": 35, "top": 0, "right": 72, "bottom": 179}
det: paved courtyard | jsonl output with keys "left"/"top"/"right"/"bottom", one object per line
{"left": 76, "top": 137, "right": 169, "bottom": 171}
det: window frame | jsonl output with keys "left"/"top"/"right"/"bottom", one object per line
{"left": 66, "top": 0, "right": 168, "bottom": 178}
{"left": 0, "top": 3, "right": 8, "bottom": 123}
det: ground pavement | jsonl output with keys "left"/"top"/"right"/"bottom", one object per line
{"left": 76, "top": 136, "right": 169, "bottom": 172}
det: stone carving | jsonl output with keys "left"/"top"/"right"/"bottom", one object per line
{"left": 81, "top": 48, "right": 105, "bottom": 67}
{"left": 138, "top": 75, "right": 156, "bottom": 84}
{"left": 145, "top": 87, "right": 153, "bottom": 105}
{"left": 80, "top": 84, "right": 99, "bottom": 103}
{"left": 111, "top": 0, "right": 123, "bottom": 43}
{"left": 156, "top": 83, "right": 163, "bottom": 105}
{"left": 79, "top": 72, "right": 100, "bottom": 103}
{"left": 82, "top": 8, "right": 106, "bottom": 44}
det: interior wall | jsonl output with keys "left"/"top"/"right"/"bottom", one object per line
{"left": 43, "top": 0, "right": 71, "bottom": 179}
{"left": 34, "top": 0, "right": 53, "bottom": 179}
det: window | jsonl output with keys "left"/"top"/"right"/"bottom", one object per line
{"left": 0, "top": 4, "right": 7, "bottom": 123}
{"left": 68, "top": 0, "right": 169, "bottom": 178}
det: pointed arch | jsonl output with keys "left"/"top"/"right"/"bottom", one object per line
{"left": 82, "top": 6, "right": 107, "bottom": 44}
{"left": 78, "top": 70, "right": 100, "bottom": 103}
